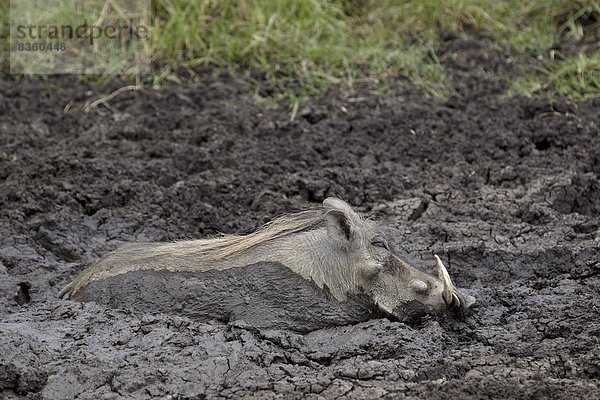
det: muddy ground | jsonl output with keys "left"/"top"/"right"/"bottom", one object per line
{"left": 1, "top": 39, "right": 599, "bottom": 399}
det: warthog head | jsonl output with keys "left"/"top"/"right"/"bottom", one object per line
{"left": 322, "top": 198, "right": 475, "bottom": 320}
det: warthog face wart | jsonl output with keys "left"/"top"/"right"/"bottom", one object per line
{"left": 60, "top": 197, "right": 475, "bottom": 331}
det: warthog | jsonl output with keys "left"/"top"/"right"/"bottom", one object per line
{"left": 60, "top": 198, "right": 475, "bottom": 332}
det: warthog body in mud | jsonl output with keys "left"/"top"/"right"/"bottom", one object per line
{"left": 60, "top": 198, "right": 475, "bottom": 332}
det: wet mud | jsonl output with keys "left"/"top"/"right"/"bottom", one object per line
{"left": 1, "top": 39, "right": 599, "bottom": 398}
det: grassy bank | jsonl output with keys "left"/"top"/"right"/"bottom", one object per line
{"left": 4, "top": 1, "right": 600, "bottom": 102}
{"left": 151, "top": 0, "right": 600, "bottom": 102}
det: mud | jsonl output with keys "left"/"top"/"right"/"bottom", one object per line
{"left": 1, "top": 39, "right": 599, "bottom": 398}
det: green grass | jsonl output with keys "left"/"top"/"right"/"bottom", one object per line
{"left": 151, "top": 0, "right": 450, "bottom": 102}
{"left": 0, "top": 0, "right": 8, "bottom": 70}
{"left": 509, "top": 52, "right": 600, "bottom": 100}
{"left": 150, "top": 0, "right": 600, "bottom": 103}
{"left": 7, "top": 0, "right": 150, "bottom": 76}
{"left": 2, "top": 0, "right": 600, "bottom": 102}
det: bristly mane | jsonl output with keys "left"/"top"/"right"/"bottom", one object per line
{"left": 63, "top": 201, "right": 370, "bottom": 301}
{"left": 124, "top": 208, "right": 327, "bottom": 261}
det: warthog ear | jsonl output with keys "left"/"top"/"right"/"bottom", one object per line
{"left": 323, "top": 197, "right": 362, "bottom": 244}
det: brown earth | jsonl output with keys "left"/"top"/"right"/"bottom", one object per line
{"left": 1, "top": 39, "right": 599, "bottom": 399}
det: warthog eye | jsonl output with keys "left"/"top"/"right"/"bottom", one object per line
{"left": 371, "top": 240, "right": 388, "bottom": 250}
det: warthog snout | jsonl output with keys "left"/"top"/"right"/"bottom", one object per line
{"left": 356, "top": 247, "right": 475, "bottom": 322}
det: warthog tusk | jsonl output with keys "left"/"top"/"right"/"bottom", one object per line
{"left": 434, "top": 255, "right": 460, "bottom": 308}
